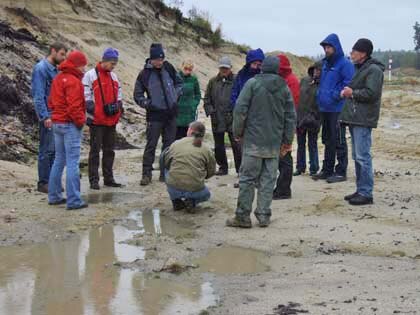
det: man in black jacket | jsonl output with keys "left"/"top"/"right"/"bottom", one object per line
{"left": 340, "top": 38, "right": 385, "bottom": 205}
{"left": 134, "top": 43, "right": 183, "bottom": 186}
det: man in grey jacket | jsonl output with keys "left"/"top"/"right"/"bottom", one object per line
{"left": 134, "top": 43, "right": 183, "bottom": 186}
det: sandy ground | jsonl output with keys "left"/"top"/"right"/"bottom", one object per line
{"left": 1, "top": 84, "right": 420, "bottom": 315}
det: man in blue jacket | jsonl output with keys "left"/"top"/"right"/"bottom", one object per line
{"left": 231, "top": 48, "right": 265, "bottom": 108}
{"left": 313, "top": 34, "right": 354, "bottom": 183}
{"left": 31, "top": 42, "right": 67, "bottom": 193}
{"left": 134, "top": 43, "right": 183, "bottom": 186}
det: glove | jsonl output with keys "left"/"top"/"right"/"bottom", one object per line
{"left": 86, "top": 100, "right": 95, "bottom": 115}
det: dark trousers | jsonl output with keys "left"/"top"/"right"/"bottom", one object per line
{"left": 274, "top": 152, "right": 293, "bottom": 196}
{"left": 213, "top": 131, "right": 242, "bottom": 173}
{"left": 143, "top": 118, "right": 177, "bottom": 177}
{"left": 176, "top": 126, "right": 188, "bottom": 140}
{"left": 88, "top": 125, "right": 116, "bottom": 184}
{"left": 38, "top": 122, "right": 55, "bottom": 186}
{"left": 321, "top": 112, "right": 348, "bottom": 177}
{"left": 296, "top": 128, "right": 319, "bottom": 174}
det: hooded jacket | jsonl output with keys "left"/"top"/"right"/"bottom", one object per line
{"left": 133, "top": 59, "right": 183, "bottom": 122}
{"left": 83, "top": 63, "right": 123, "bottom": 126}
{"left": 340, "top": 58, "right": 385, "bottom": 128}
{"left": 231, "top": 49, "right": 265, "bottom": 108}
{"left": 176, "top": 72, "right": 201, "bottom": 127}
{"left": 233, "top": 56, "right": 296, "bottom": 158}
{"left": 278, "top": 54, "right": 300, "bottom": 108}
{"left": 48, "top": 59, "right": 86, "bottom": 128}
{"left": 317, "top": 34, "right": 355, "bottom": 113}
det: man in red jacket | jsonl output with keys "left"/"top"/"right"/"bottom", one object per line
{"left": 273, "top": 54, "right": 300, "bottom": 200}
{"left": 83, "top": 48, "right": 123, "bottom": 190}
{"left": 48, "top": 50, "right": 88, "bottom": 210}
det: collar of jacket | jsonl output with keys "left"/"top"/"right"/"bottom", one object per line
{"left": 96, "top": 62, "right": 112, "bottom": 74}
{"left": 216, "top": 73, "right": 234, "bottom": 82}
{"left": 43, "top": 58, "right": 58, "bottom": 73}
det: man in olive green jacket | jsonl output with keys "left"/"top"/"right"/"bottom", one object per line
{"left": 226, "top": 56, "right": 296, "bottom": 228}
{"left": 340, "top": 38, "right": 385, "bottom": 206}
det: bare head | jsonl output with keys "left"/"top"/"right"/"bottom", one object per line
{"left": 187, "top": 121, "right": 206, "bottom": 147}
{"left": 48, "top": 42, "right": 68, "bottom": 65}
{"left": 182, "top": 60, "right": 194, "bottom": 76}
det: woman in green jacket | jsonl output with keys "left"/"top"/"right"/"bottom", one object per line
{"left": 176, "top": 61, "right": 201, "bottom": 140}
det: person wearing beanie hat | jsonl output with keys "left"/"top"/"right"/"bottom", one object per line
{"left": 272, "top": 53, "right": 300, "bottom": 200}
{"left": 47, "top": 50, "right": 88, "bottom": 210}
{"left": 204, "top": 56, "right": 242, "bottom": 177}
{"left": 83, "top": 47, "right": 123, "bottom": 190}
{"left": 231, "top": 48, "right": 265, "bottom": 108}
{"left": 226, "top": 56, "right": 296, "bottom": 228}
{"left": 31, "top": 42, "right": 68, "bottom": 193}
{"left": 134, "top": 43, "right": 183, "bottom": 186}
{"left": 161, "top": 121, "right": 216, "bottom": 213}
{"left": 339, "top": 38, "right": 385, "bottom": 206}
{"left": 313, "top": 33, "right": 354, "bottom": 184}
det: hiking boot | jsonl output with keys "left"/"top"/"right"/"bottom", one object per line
{"left": 140, "top": 176, "right": 151, "bottom": 186}
{"left": 104, "top": 180, "right": 123, "bottom": 188}
{"left": 257, "top": 218, "right": 271, "bottom": 228}
{"left": 225, "top": 216, "right": 252, "bottom": 228}
{"left": 90, "top": 182, "right": 100, "bottom": 190}
{"left": 311, "top": 172, "right": 329, "bottom": 181}
{"left": 344, "top": 192, "right": 359, "bottom": 201}
{"left": 184, "top": 199, "right": 196, "bottom": 214}
{"left": 215, "top": 168, "right": 228, "bottom": 176}
{"left": 67, "top": 203, "right": 88, "bottom": 211}
{"left": 293, "top": 170, "right": 304, "bottom": 176}
{"left": 326, "top": 174, "right": 347, "bottom": 184}
{"left": 272, "top": 192, "right": 292, "bottom": 200}
{"left": 172, "top": 199, "right": 186, "bottom": 211}
{"left": 48, "top": 198, "right": 67, "bottom": 206}
{"left": 37, "top": 183, "right": 49, "bottom": 194}
{"left": 349, "top": 195, "right": 373, "bottom": 206}
{"left": 159, "top": 174, "right": 165, "bottom": 183}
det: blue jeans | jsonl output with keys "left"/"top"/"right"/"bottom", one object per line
{"left": 38, "top": 122, "right": 55, "bottom": 186}
{"left": 166, "top": 184, "right": 211, "bottom": 207}
{"left": 48, "top": 123, "right": 85, "bottom": 208}
{"left": 349, "top": 126, "right": 373, "bottom": 198}
{"left": 296, "top": 128, "right": 319, "bottom": 174}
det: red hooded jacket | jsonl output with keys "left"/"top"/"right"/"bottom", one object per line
{"left": 48, "top": 59, "right": 86, "bottom": 128}
{"left": 278, "top": 54, "right": 300, "bottom": 109}
{"left": 82, "top": 63, "right": 122, "bottom": 126}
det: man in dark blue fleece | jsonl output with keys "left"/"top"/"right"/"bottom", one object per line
{"left": 313, "top": 33, "right": 354, "bottom": 183}
{"left": 231, "top": 48, "right": 265, "bottom": 108}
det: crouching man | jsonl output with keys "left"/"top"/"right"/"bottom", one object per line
{"left": 161, "top": 121, "right": 216, "bottom": 213}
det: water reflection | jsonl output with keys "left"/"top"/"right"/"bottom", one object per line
{"left": 0, "top": 210, "right": 215, "bottom": 315}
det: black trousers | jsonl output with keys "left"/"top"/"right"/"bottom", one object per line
{"left": 274, "top": 152, "right": 293, "bottom": 196}
{"left": 143, "top": 118, "right": 177, "bottom": 177}
{"left": 176, "top": 126, "right": 189, "bottom": 140}
{"left": 321, "top": 112, "right": 348, "bottom": 177}
{"left": 213, "top": 131, "right": 242, "bottom": 173}
{"left": 88, "top": 125, "right": 116, "bottom": 184}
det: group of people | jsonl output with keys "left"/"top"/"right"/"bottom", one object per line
{"left": 31, "top": 33, "right": 384, "bottom": 226}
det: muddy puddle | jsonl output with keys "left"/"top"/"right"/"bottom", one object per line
{"left": 195, "top": 246, "right": 270, "bottom": 274}
{"left": 0, "top": 209, "right": 215, "bottom": 315}
{"left": 84, "top": 192, "right": 142, "bottom": 205}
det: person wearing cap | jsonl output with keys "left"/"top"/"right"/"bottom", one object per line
{"left": 161, "top": 121, "right": 216, "bottom": 213}
{"left": 31, "top": 42, "right": 68, "bottom": 194}
{"left": 226, "top": 56, "right": 296, "bottom": 228}
{"left": 231, "top": 48, "right": 265, "bottom": 108}
{"left": 204, "top": 56, "right": 241, "bottom": 176}
{"left": 47, "top": 50, "right": 89, "bottom": 210}
{"left": 295, "top": 61, "right": 323, "bottom": 177}
{"left": 313, "top": 33, "right": 354, "bottom": 184}
{"left": 340, "top": 38, "right": 385, "bottom": 206}
{"left": 176, "top": 60, "right": 201, "bottom": 140}
{"left": 272, "top": 54, "right": 300, "bottom": 200}
{"left": 134, "top": 43, "right": 183, "bottom": 186}
{"left": 83, "top": 47, "right": 123, "bottom": 190}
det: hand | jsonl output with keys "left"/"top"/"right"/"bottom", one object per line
{"left": 280, "top": 144, "right": 292, "bottom": 157}
{"left": 43, "top": 118, "right": 52, "bottom": 129}
{"left": 341, "top": 87, "right": 353, "bottom": 98}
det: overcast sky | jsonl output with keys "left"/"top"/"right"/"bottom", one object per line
{"left": 175, "top": 0, "right": 420, "bottom": 56}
